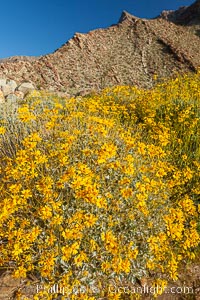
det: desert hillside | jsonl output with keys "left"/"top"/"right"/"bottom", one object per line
{"left": 0, "top": 0, "right": 200, "bottom": 96}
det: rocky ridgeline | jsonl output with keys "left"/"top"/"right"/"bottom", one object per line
{"left": 0, "top": 79, "right": 35, "bottom": 104}
{"left": 159, "top": 0, "right": 200, "bottom": 26}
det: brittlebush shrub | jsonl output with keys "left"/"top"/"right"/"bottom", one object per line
{"left": 0, "top": 71, "right": 199, "bottom": 299}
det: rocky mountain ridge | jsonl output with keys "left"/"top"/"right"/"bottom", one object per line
{"left": 0, "top": 56, "right": 40, "bottom": 63}
{"left": 0, "top": 0, "right": 200, "bottom": 98}
{"left": 159, "top": 0, "right": 200, "bottom": 26}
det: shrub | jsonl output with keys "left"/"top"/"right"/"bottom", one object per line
{"left": 0, "top": 73, "right": 199, "bottom": 299}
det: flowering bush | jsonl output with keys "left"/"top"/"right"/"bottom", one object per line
{"left": 0, "top": 71, "right": 199, "bottom": 299}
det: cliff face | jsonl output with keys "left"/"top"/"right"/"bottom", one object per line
{"left": 0, "top": 1, "right": 200, "bottom": 96}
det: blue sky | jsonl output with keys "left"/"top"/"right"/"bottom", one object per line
{"left": 0, "top": 0, "right": 194, "bottom": 58}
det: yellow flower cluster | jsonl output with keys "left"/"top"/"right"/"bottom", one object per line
{"left": 0, "top": 71, "right": 199, "bottom": 299}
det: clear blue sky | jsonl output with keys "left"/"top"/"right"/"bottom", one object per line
{"left": 0, "top": 0, "right": 194, "bottom": 58}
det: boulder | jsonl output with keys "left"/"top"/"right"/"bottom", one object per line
{"left": 6, "top": 93, "right": 18, "bottom": 103}
{"left": 14, "top": 91, "right": 25, "bottom": 99}
{"left": 0, "top": 79, "right": 7, "bottom": 86}
{"left": 1, "top": 85, "right": 14, "bottom": 96}
{"left": 17, "top": 82, "right": 35, "bottom": 94}
{"left": 0, "top": 79, "right": 18, "bottom": 96}
{"left": 7, "top": 79, "right": 18, "bottom": 91}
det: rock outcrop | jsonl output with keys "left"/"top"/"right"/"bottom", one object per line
{"left": 0, "top": 79, "right": 35, "bottom": 103}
